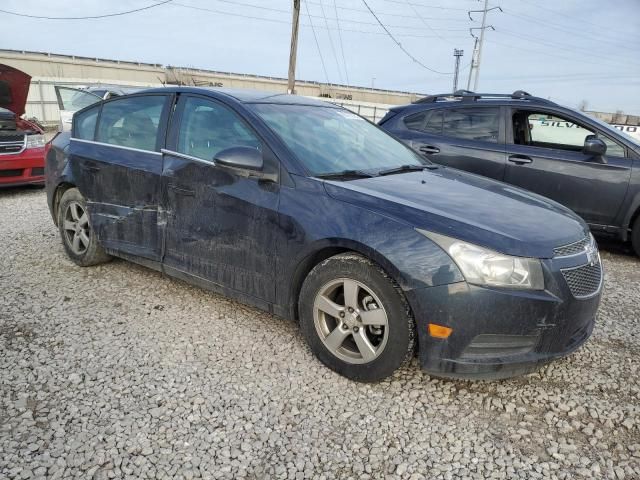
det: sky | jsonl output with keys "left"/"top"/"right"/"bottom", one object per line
{"left": 1, "top": 0, "right": 639, "bottom": 114}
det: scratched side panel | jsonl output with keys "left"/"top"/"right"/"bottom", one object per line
{"left": 70, "top": 140, "right": 162, "bottom": 261}
{"left": 161, "top": 155, "right": 281, "bottom": 303}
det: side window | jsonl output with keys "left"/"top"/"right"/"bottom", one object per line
{"left": 523, "top": 112, "right": 593, "bottom": 151}
{"left": 600, "top": 135, "right": 626, "bottom": 157}
{"left": 442, "top": 108, "right": 499, "bottom": 143}
{"left": 96, "top": 95, "right": 165, "bottom": 151}
{"left": 403, "top": 112, "right": 426, "bottom": 131}
{"left": 74, "top": 106, "right": 99, "bottom": 140}
{"left": 177, "top": 96, "right": 261, "bottom": 162}
{"left": 423, "top": 110, "right": 443, "bottom": 135}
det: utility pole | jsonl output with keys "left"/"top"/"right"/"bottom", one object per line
{"left": 287, "top": 0, "right": 301, "bottom": 94}
{"left": 452, "top": 49, "right": 464, "bottom": 93}
{"left": 467, "top": 1, "right": 501, "bottom": 90}
{"left": 466, "top": 38, "right": 478, "bottom": 90}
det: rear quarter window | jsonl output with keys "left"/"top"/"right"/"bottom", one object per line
{"left": 73, "top": 106, "right": 99, "bottom": 140}
{"left": 403, "top": 112, "right": 427, "bottom": 130}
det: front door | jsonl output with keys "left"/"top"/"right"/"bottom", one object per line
{"left": 70, "top": 94, "right": 170, "bottom": 260}
{"left": 504, "top": 109, "right": 632, "bottom": 225}
{"left": 161, "top": 94, "right": 281, "bottom": 303}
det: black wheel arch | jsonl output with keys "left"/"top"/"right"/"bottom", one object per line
{"left": 286, "top": 239, "right": 409, "bottom": 322}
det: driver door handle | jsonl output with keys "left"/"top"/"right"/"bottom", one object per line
{"left": 508, "top": 155, "right": 533, "bottom": 165}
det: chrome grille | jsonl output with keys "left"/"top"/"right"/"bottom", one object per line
{"left": 0, "top": 135, "right": 25, "bottom": 155}
{"left": 561, "top": 263, "right": 602, "bottom": 298}
{"left": 554, "top": 237, "right": 590, "bottom": 257}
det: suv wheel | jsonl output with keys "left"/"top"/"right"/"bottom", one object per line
{"left": 299, "top": 253, "right": 415, "bottom": 382}
{"left": 57, "top": 188, "right": 111, "bottom": 267}
{"left": 632, "top": 216, "right": 640, "bottom": 258}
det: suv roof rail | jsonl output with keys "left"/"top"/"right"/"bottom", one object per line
{"left": 413, "top": 90, "right": 556, "bottom": 106}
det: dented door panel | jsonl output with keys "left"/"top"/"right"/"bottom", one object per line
{"left": 161, "top": 153, "right": 281, "bottom": 303}
{"left": 70, "top": 139, "right": 163, "bottom": 260}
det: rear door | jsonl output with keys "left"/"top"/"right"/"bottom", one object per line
{"left": 55, "top": 86, "right": 103, "bottom": 132}
{"left": 504, "top": 108, "right": 632, "bottom": 225}
{"left": 402, "top": 106, "right": 507, "bottom": 181}
{"left": 160, "top": 94, "right": 281, "bottom": 303}
{"left": 69, "top": 93, "right": 171, "bottom": 261}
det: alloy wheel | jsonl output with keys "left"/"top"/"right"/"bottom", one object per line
{"left": 313, "top": 278, "right": 389, "bottom": 364}
{"left": 63, "top": 201, "right": 90, "bottom": 255}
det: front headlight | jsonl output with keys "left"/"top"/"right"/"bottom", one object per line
{"left": 418, "top": 229, "right": 544, "bottom": 290}
{"left": 26, "top": 134, "right": 46, "bottom": 149}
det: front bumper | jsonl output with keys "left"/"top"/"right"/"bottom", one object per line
{"left": 406, "top": 255, "right": 602, "bottom": 380}
{"left": 0, "top": 147, "right": 45, "bottom": 187}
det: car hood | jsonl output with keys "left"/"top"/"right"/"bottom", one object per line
{"left": 0, "top": 64, "right": 31, "bottom": 117}
{"left": 323, "top": 168, "right": 589, "bottom": 259}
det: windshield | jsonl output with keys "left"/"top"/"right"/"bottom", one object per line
{"left": 573, "top": 109, "right": 640, "bottom": 146}
{"left": 251, "top": 104, "right": 426, "bottom": 175}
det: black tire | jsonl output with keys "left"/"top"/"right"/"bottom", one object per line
{"left": 632, "top": 216, "right": 640, "bottom": 258}
{"left": 299, "top": 253, "right": 415, "bottom": 382}
{"left": 57, "top": 188, "right": 111, "bottom": 267}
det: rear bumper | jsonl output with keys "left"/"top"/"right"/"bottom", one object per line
{"left": 0, "top": 147, "right": 45, "bottom": 187}
{"left": 406, "top": 266, "right": 601, "bottom": 380}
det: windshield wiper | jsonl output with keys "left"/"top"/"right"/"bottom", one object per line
{"left": 315, "top": 169, "right": 376, "bottom": 180}
{"left": 377, "top": 164, "right": 437, "bottom": 176}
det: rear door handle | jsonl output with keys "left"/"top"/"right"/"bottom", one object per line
{"left": 508, "top": 155, "right": 533, "bottom": 165}
{"left": 168, "top": 184, "right": 195, "bottom": 196}
{"left": 418, "top": 145, "right": 440, "bottom": 155}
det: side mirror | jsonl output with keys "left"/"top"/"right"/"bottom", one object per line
{"left": 583, "top": 135, "right": 607, "bottom": 157}
{"left": 214, "top": 146, "right": 263, "bottom": 171}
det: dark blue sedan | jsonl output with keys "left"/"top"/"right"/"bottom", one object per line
{"left": 46, "top": 87, "right": 602, "bottom": 382}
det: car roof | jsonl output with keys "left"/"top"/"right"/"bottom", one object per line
{"left": 137, "top": 86, "right": 338, "bottom": 108}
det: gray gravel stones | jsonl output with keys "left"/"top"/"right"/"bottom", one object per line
{"left": 1, "top": 188, "right": 639, "bottom": 479}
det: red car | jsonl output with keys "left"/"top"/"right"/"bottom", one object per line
{"left": 0, "top": 64, "right": 46, "bottom": 187}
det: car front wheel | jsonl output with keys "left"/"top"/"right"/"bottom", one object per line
{"left": 299, "top": 253, "right": 415, "bottom": 382}
{"left": 57, "top": 188, "right": 111, "bottom": 267}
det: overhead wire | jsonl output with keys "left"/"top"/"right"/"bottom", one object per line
{"left": 303, "top": 0, "right": 331, "bottom": 84}
{"left": 360, "top": 0, "right": 452, "bottom": 75}
{"left": 170, "top": 2, "right": 467, "bottom": 39}
{"left": 333, "top": 0, "right": 351, "bottom": 85}
{"left": 0, "top": 0, "right": 173, "bottom": 20}
{"left": 317, "top": 1, "right": 344, "bottom": 83}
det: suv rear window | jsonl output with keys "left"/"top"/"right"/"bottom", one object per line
{"left": 442, "top": 108, "right": 500, "bottom": 143}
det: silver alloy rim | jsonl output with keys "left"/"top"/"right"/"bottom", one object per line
{"left": 63, "top": 201, "right": 90, "bottom": 255}
{"left": 313, "top": 278, "right": 389, "bottom": 364}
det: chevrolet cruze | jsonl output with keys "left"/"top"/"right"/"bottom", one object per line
{"left": 46, "top": 88, "right": 602, "bottom": 382}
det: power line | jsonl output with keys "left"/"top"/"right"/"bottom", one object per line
{"left": 360, "top": 0, "right": 452, "bottom": 75}
{"left": 485, "top": 38, "right": 640, "bottom": 72}
{"left": 0, "top": 0, "right": 172, "bottom": 20}
{"left": 317, "top": 1, "right": 344, "bottom": 83}
{"left": 333, "top": 0, "right": 351, "bottom": 86}
{"left": 305, "top": 0, "right": 471, "bottom": 22}
{"left": 303, "top": 0, "right": 330, "bottom": 84}
{"left": 170, "top": 2, "right": 468, "bottom": 39}
{"left": 501, "top": 9, "right": 637, "bottom": 51}
{"left": 404, "top": 0, "right": 448, "bottom": 43}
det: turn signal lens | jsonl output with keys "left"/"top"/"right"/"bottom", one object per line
{"left": 428, "top": 323, "right": 453, "bottom": 339}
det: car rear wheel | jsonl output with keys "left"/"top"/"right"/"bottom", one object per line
{"left": 57, "top": 188, "right": 111, "bottom": 267}
{"left": 632, "top": 216, "right": 640, "bottom": 258}
{"left": 299, "top": 253, "right": 415, "bottom": 382}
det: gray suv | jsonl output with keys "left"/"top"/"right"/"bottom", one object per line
{"left": 379, "top": 91, "right": 640, "bottom": 257}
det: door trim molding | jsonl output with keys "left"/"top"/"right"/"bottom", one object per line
{"left": 160, "top": 148, "right": 216, "bottom": 167}
{"left": 71, "top": 138, "right": 162, "bottom": 156}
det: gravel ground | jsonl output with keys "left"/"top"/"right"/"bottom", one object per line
{"left": 1, "top": 188, "right": 639, "bottom": 480}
